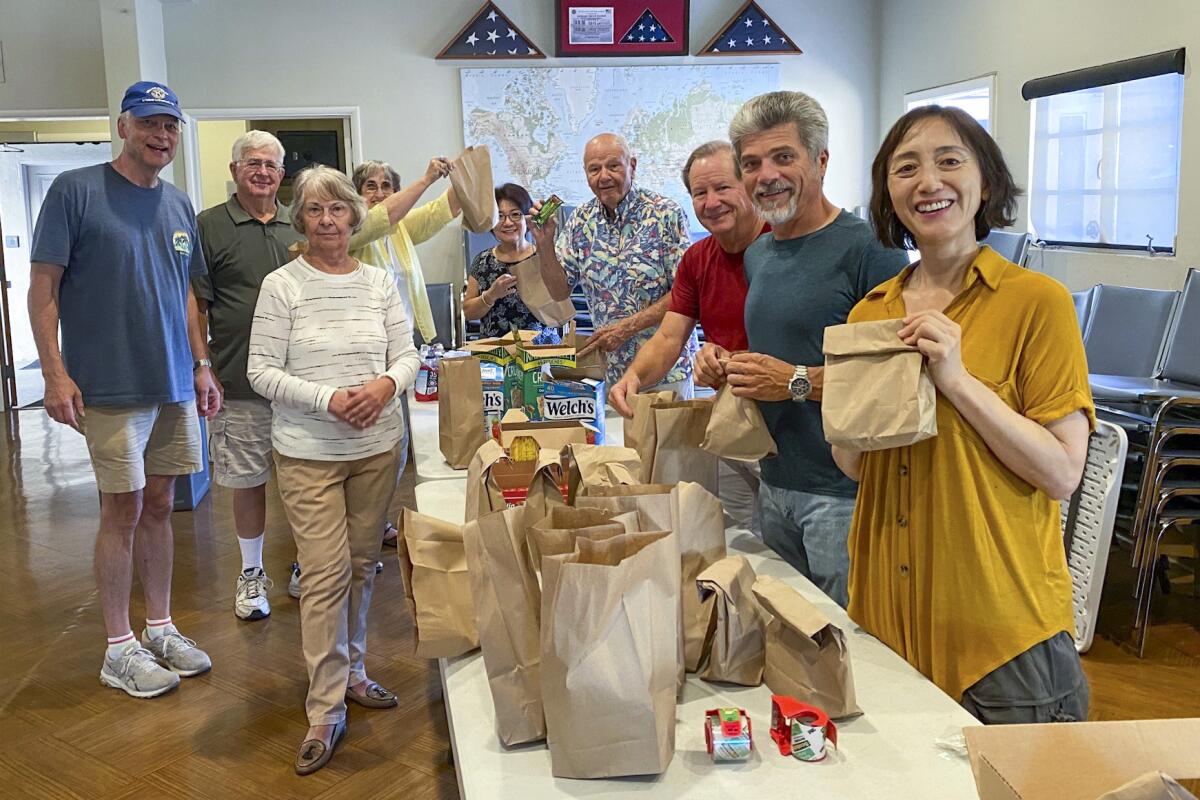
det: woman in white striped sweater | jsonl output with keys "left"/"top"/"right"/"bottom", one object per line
{"left": 247, "top": 165, "right": 421, "bottom": 775}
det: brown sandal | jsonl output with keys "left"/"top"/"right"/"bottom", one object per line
{"left": 345, "top": 681, "right": 398, "bottom": 709}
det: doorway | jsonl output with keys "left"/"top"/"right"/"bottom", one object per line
{"left": 0, "top": 128, "right": 111, "bottom": 411}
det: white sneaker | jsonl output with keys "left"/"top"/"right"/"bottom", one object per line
{"left": 235, "top": 567, "right": 273, "bottom": 621}
{"left": 288, "top": 562, "right": 302, "bottom": 599}
{"left": 100, "top": 641, "right": 180, "bottom": 698}
{"left": 141, "top": 627, "right": 212, "bottom": 677}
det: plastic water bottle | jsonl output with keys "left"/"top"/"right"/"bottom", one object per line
{"left": 414, "top": 344, "right": 442, "bottom": 402}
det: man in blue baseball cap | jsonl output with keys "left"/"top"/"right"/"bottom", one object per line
{"left": 27, "top": 79, "right": 220, "bottom": 698}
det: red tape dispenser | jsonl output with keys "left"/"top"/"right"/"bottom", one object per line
{"left": 704, "top": 707, "right": 753, "bottom": 762}
{"left": 769, "top": 695, "right": 838, "bottom": 762}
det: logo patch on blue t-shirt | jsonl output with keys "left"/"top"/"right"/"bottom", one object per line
{"left": 172, "top": 230, "right": 191, "bottom": 256}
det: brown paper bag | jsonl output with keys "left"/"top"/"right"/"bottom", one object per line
{"left": 465, "top": 440, "right": 562, "bottom": 522}
{"left": 464, "top": 439, "right": 507, "bottom": 521}
{"left": 526, "top": 505, "right": 626, "bottom": 571}
{"left": 624, "top": 390, "right": 677, "bottom": 480}
{"left": 697, "top": 555, "right": 766, "bottom": 685}
{"left": 541, "top": 529, "right": 679, "bottom": 778}
{"left": 752, "top": 575, "right": 861, "bottom": 719}
{"left": 451, "top": 145, "right": 498, "bottom": 233}
{"left": 438, "top": 356, "right": 487, "bottom": 468}
{"left": 651, "top": 400, "right": 720, "bottom": 495}
{"left": 463, "top": 507, "right": 545, "bottom": 746}
{"left": 565, "top": 443, "right": 642, "bottom": 502}
{"left": 1098, "top": 773, "right": 1198, "bottom": 800}
{"left": 398, "top": 508, "right": 478, "bottom": 659}
{"left": 822, "top": 318, "right": 937, "bottom": 451}
{"left": 701, "top": 384, "right": 777, "bottom": 461}
{"left": 578, "top": 482, "right": 726, "bottom": 673}
{"left": 510, "top": 255, "right": 576, "bottom": 328}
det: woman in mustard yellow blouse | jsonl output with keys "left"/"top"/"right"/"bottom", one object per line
{"left": 832, "top": 105, "right": 1094, "bottom": 723}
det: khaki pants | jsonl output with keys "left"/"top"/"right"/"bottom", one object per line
{"left": 273, "top": 444, "right": 403, "bottom": 725}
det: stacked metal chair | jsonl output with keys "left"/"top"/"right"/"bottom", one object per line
{"left": 1086, "top": 269, "right": 1200, "bottom": 656}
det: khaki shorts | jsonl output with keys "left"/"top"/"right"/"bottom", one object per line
{"left": 81, "top": 401, "right": 203, "bottom": 494}
{"left": 209, "top": 398, "right": 274, "bottom": 489}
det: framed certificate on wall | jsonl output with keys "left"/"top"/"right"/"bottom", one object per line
{"left": 555, "top": 0, "right": 690, "bottom": 57}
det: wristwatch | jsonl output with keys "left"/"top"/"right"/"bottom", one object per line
{"left": 193, "top": 358, "right": 213, "bottom": 371}
{"left": 788, "top": 365, "right": 811, "bottom": 402}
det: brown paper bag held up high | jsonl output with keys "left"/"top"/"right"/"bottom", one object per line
{"left": 578, "top": 482, "right": 726, "bottom": 673}
{"left": 398, "top": 508, "right": 478, "bottom": 659}
{"left": 629, "top": 398, "right": 720, "bottom": 495}
{"left": 438, "top": 356, "right": 487, "bottom": 468}
{"left": 450, "top": 145, "right": 498, "bottom": 233}
{"left": 697, "top": 555, "right": 766, "bottom": 686}
{"left": 510, "top": 254, "right": 576, "bottom": 328}
{"left": 541, "top": 529, "right": 680, "bottom": 779}
{"left": 752, "top": 575, "right": 861, "bottom": 719}
{"left": 463, "top": 507, "right": 546, "bottom": 746}
{"left": 526, "top": 505, "right": 626, "bottom": 572}
{"left": 822, "top": 318, "right": 937, "bottom": 451}
{"left": 701, "top": 384, "right": 777, "bottom": 461}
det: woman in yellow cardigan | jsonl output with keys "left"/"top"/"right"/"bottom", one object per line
{"left": 351, "top": 159, "right": 462, "bottom": 547}
{"left": 351, "top": 159, "right": 462, "bottom": 345}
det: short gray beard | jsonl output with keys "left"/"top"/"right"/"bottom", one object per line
{"left": 754, "top": 192, "right": 799, "bottom": 226}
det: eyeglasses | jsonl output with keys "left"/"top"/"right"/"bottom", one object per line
{"left": 497, "top": 211, "right": 525, "bottom": 223}
{"left": 134, "top": 117, "right": 180, "bottom": 136}
{"left": 240, "top": 158, "right": 284, "bottom": 173}
{"left": 302, "top": 202, "right": 353, "bottom": 220}
{"left": 362, "top": 180, "right": 395, "bottom": 193}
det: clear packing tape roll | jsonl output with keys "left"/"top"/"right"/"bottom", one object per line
{"left": 769, "top": 695, "right": 838, "bottom": 762}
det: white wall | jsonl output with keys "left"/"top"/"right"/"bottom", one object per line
{"left": 879, "top": 0, "right": 1200, "bottom": 291}
{"left": 159, "top": 0, "right": 883, "bottom": 289}
{"left": 0, "top": 0, "right": 107, "bottom": 114}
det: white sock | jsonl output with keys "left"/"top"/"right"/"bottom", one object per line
{"left": 106, "top": 632, "right": 135, "bottom": 660}
{"left": 238, "top": 533, "right": 265, "bottom": 573}
{"left": 145, "top": 617, "right": 174, "bottom": 640}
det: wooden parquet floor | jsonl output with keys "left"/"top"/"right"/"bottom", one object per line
{"left": 1, "top": 410, "right": 1197, "bottom": 799}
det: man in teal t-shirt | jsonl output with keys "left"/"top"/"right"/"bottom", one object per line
{"left": 702, "top": 91, "right": 907, "bottom": 607}
{"left": 29, "top": 81, "right": 220, "bottom": 699}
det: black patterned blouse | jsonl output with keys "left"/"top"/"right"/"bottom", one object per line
{"left": 468, "top": 248, "right": 549, "bottom": 338}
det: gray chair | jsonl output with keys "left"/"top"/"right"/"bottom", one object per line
{"left": 981, "top": 229, "right": 1031, "bottom": 266}
{"left": 418, "top": 282, "right": 456, "bottom": 349}
{"left": 1090, "top": 269, "right": 1200, "bottom": 401}
{"left": 1082, "top": 284, "right": 1178, "bottom": 378}
{"left": 1071, "top": 287, "right": 1095, "bottom": 334}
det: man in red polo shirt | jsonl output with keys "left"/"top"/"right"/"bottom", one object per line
{"left": 610, "top": 140, "right": 767, "bottom": 532}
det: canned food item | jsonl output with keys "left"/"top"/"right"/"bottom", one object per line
{"left": 531, "top": 194, "right": 564, "bottom": 226}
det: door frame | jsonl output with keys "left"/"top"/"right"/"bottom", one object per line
{"left": 180, "top": 106, "right": 362, "bottom": 211}
{"left": 0, "top": 111, "right": 110, "bottom": 412}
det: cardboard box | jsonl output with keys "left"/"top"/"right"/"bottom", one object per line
{"left": 480, "top": 361, "right": 506, "bottom": 438}
{"left": 499, "top": 420, "right": 593, "bottom": 452}
{"left": 541, "top": 372, "right": 606, "bottom": 441}
{"left": 965, "top": 719, "right": 1200, "bottom": 800}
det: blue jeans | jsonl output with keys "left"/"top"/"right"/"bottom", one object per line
{"left": 759, "top": 482, "right": 856, "bottom": 607}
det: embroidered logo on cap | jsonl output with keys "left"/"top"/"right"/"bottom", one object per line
{"left": 148, "top": 86, "right": 168, "bottom": 101}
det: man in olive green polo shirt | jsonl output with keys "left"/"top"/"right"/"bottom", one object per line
{"left": 195, "top": 130, "right": 300, "bottom": 622}
{"left": 196, "top": 131, "right": 459, "bottom": 622}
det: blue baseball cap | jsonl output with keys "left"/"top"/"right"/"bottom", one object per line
{"left": 120, "top": 81, "right": 185, "bottom": 122}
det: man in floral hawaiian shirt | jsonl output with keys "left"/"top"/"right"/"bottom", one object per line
{"left": 534, "top": 133, "right": 695, "bottom": 392}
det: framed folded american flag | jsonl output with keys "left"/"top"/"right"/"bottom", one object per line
{"left": 555, "top": 0, "right": 690, "bottom": 57}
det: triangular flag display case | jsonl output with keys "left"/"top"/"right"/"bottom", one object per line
{"left": 437, "top": 1, "right": 546, "bottom": 60}
{"left": 697, "top": 0, "right": 802, "bottom": 56}
{"left": 555, "top": 0, "right": 690, "bottom": 57}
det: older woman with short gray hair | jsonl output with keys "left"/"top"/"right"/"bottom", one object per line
{"left": 247, "top": 164, "right": 420, "bottom": 776}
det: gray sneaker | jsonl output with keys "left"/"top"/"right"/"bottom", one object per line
{"left": 100, "top": 641, "right": 181, "bottom": 698}
{"left": 288, "top": 562, "right": 302, "bottom": 599}
{"left": 235, "top": 567, "right": 273, "bottom": 621}
{"left": 141, "top": 627, "right": 212, "bottom": 677}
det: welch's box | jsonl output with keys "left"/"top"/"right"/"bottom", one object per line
{"left": 480, "top": 361, "right": 506, "bottom": 438}
{"left": 540, "top": 366, "right": 606, "bottom": 442}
